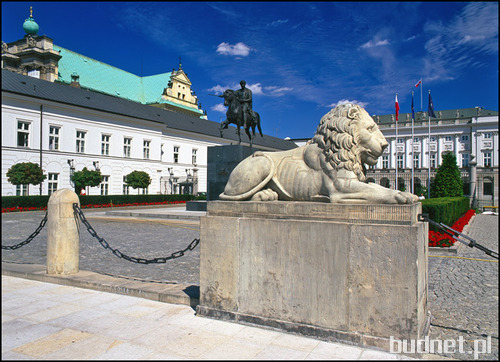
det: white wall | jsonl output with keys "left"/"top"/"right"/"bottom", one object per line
{"left": 2, "top": 92, "right": 223, "bottom": 196}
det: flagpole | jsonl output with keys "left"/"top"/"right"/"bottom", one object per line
{"left": 428, "top": 90, "right": 432, "bottom": 199}
{"left": 420, "top": 79, "right": 423, "bottom": 112}
{"left": 395, "top": 93, "right": 399, "bottom": 191}
{"left": 411, "top": 91, "right": 414, "bottom": 195}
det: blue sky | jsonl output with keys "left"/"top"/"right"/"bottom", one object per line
{"left": 2, "top": 2, "right": 498, "bottom": 139}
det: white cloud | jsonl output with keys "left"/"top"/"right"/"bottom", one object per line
{"left": 216, "top": 42, "right": 252, "bottom": 57}
{"left": 423, "top": 2, "right": 498, "bottom": 81}
{"left": 264, "top": 86, "right": 293, "bottom": 97}
{"left": 207, "top": 85, "right": 226, "bottom": 94}
{"left": 360, "top": 39, "right": 390, "bottom": 49}
{"left": 211, "top": 103, "right": 227, "bottom": 113}
{"left": 328, "top": 99, "right": 369, "bottom": 109}
{"left": 268, "top": 19, "right": 289, "bottom": 27}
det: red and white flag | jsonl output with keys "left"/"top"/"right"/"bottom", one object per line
{"left": 415, "top": 79, "right": 422, "bottom": 88}
{"left": 395, "top": 94, "right": 400, "bottom": 121}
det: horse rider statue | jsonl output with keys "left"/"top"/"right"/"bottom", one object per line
{"left": 235, "top": 80, "right": 253, "bottom": 129}
{"left": 212, "top": 80, "right": 263, "bottom": 145}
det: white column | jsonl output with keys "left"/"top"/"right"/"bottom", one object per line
{"left": 493, "top": 131, "right": 498, "bottom": 167}
{"left": 454, "top": 134, "right": 460, "bottom": 165}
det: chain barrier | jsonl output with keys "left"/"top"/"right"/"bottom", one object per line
{"left": 418, "top": 213, "right": 498, "bottom": 260}
{"left": 73, "top": 203, "right": 200, "bottom": 264}
{"left": 2, "top": 212, "right": 48, "bottom": 250}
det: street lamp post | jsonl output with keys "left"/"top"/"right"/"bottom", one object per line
{"left": 67, "top": 159, "right": 75, "bottom": 187}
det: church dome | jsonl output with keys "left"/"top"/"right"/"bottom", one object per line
{"left": 23, "top": 8, "right": 39, "bottom": 35}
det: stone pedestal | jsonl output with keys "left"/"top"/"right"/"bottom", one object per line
{"left": 207, "top": 145, "right": 255, "bottom": 201}
{"left": 197, "top": 201, "right": 429, "bottom": 351}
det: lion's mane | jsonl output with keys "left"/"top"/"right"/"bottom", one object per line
{"left": 308, "top": 103, "right": 367, "bottom": 182}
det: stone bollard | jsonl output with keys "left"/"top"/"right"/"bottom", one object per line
{"left": 47, "top": 188, "right": 80, "bottom": 275}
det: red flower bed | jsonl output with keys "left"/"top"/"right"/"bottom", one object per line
{"left": 1, "top": 200, "right": 186, "bottom": 213}
{"left": 429, "top": 209, "right": 475, "bottom": 247}
{"left": 2, "top": 206, "right": 47, "bottom": 213}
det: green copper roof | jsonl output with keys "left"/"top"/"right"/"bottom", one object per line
{"left": 53, "top": 45, "right": 171, "bottom": 104}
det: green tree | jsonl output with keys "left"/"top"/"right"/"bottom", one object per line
{"left": 430, "top": 152, "right": 463, "bottom": 198}
{"left": 6, "top": 162, "right": 47, "bottom": 196}
{"left": 124, "top": 170, "right": 151, "bottom": 194}
{"left": 71, "top": 167, "right": 103, "bottom": 195}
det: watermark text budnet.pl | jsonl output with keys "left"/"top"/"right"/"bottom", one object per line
{"left": 390, "top": 335, "right": 492, "bottom": 359}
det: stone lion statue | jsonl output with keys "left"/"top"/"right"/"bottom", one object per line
{"left": 219, "top": 103, "right": 418, "bottom": 204}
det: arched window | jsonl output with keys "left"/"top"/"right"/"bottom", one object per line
{"left": 366, "top": 177, "right": 375, "bottom": 184}
{"left": 380, "top": 177, "right": 390, "bottom": 189}
{"left": 398, "top": 177, "right": 406, "bottom": 192}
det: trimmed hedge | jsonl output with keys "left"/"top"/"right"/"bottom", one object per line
{"left": 2, "top": 194, "right": 201, "bottom": 209}
{"left": 420, "top": 197, "right": 471, "bottom": 231}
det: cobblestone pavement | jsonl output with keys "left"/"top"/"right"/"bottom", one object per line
{"left": 427, "top": 214, "right": 498, "bottom": 360}
{"left": 2, "top": 209, "right": 200, "bottom": 285}
{"left": 2, "top": 208, "right": 498, "bottom": 360}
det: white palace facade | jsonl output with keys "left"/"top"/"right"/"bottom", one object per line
{"left": 365, "top": 108, "right": 498, "bottom": 208}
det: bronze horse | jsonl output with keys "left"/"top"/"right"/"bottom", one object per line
{"left": 219, "top": 89, "right": 263, "bottom": 145}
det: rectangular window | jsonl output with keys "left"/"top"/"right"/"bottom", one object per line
{"left": 382, "top": 155, "right": 389, "bottom": 169}
{"left": 397, "top": 138, "right": 404, "bottom": 144}
{"left": 413, "top": 154, "right": 420, "bottom": 169}
{"left": 174, "top": 146, "right": 179, "bottom": 163}
{"left": 48, "top": 173, "right": 58, "bottom": 196}
{"left": 461, "top": 135, "right": 469, "bottom": 142}
{"left": 484, "top": 133, "right": 492, "bottom": 139}
{"left": 100, "top": 175, "right": 109, "bottom": 195}
{"left": 49, "top": 126, "right": 60, "bottom": 150}
{"left": 397, "top": 154, "right": 404, "bottom": 169}
{"left": 124, "top": 138, "right": 132, "bottom": 158}
{"left": 483, "top": 180, "right": 493, "bottom": 196}
{"left": 17, "top": 121, "right": 30, "bottom": 147}
{"left": 101, "top": 134, "right": 110, "bottom": 156}
{"left": 444, "top": 136, "right": 452, "bottom": 141}
{"left": 461, "top": 153, "right": 469, "bottom": 168}
{"left": 143, "top": 140, "right": 150, "bottom": 159}
{"left": 16, "top": 184, "right": 28, "bottom": 196}
{"left": 123, "top": 176, "right": 129, "bottom": 195}
{"left": 430, "top": 154, "right": 437, "bottom": 168}
{"left": 76, "top": 131, "right": 86, "bottom": 153}
{"left": 430, "top": 136, "right": 436, "bottom": 142}
{"left": 484, "top": 152, "right": 492, "bottom": 167}
{"left": 192, "top": 149, "right": 197, "bottom": 165}
{"left": 413, "top": 137, "right": 420, "bottom": 142}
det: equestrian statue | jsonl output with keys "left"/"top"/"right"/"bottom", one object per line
{"left": 212, "top": 80, "right": 263, "bottom": 145}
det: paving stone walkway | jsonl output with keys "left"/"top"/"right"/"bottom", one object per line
{"left": 2, "top": 206, "right": 498, "bottom": 360}
{"left": 427, "top": 213, "right": 498, "bottom": 360}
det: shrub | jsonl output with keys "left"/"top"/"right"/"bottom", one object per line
{"left": 124, "top": 171, "right": 152, "bottom": 194}
{"left": 420, "top": 197, "right": 470, "bottom": 231}
{"left": 6, "top": 162, "right": 47, "bottom": 196}
{"left": 71, "top": 167, "right": 103, "bottom": 195}
{"left": 430, "top": 152, "right": 463, "bottom": 198}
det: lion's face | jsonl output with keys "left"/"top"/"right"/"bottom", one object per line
{"left": 355, "top": 108, "right": 388, "bottom": 166}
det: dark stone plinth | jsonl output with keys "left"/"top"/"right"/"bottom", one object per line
{"left": 207, "top": 145, "right": 255, "bottom": 201}
{"left": 186, "top": 200, "right": 207, "bottom": 211}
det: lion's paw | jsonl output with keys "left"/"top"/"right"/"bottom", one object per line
{"left": 251, "top": 188, "right": 279, "bottom": 201}
{"left": 395, "top": 191, "right": 419, "bottom": 204}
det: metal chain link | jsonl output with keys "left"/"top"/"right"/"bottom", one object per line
{"left": 2, "top": 212, "right": 48, "bottom": 250}
{"left": 73, "top": 203, "right": 200, "bottom": 264}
